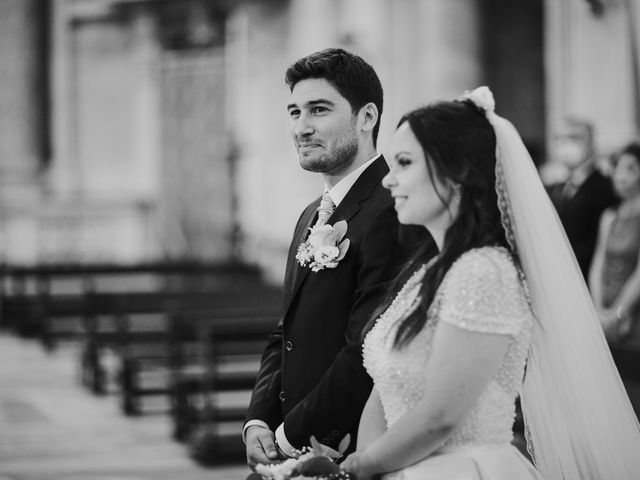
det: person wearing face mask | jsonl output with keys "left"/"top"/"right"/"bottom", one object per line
{"left": 546, "top": 118, "right": 618, "bottom": 281}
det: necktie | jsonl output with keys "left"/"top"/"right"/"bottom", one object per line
{"left": 315, "top": 191, "right": 335, "bottom": 226}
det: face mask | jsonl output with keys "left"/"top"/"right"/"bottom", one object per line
{"left": 554, "top": 139, "right": 586, "bottom": 168}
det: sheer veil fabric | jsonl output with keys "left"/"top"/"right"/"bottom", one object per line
{"left": 485, "top": 101, "right": 640, "bottom": 479}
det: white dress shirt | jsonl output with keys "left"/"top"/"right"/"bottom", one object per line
{"left": 325, "top": 154, "right": 380, "bottom": 207}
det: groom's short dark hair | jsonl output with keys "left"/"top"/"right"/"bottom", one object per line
{"left": 285, "top": 48, "right": 383, "bottom": 146}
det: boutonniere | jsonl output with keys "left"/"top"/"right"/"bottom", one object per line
{"left": 296, "top": 220, "right": 350, "bottom": 272}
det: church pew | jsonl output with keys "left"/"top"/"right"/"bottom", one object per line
{"left": 0, "top": 261, "right": 262, "bottom": 348}
{"left": 79, "top": 290, "right": 270, "bottom": 395}
{"left": 111, "top": 289, "right": 282, "bottom": 417}
{"left": 168, "top": 309, "right": 279, "bottom": 463}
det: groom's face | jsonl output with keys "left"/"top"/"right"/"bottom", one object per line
{"left": 287, "top": 78, "right": 358, "bottom": 175}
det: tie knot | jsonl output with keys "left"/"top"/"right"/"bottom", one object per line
{"left": 315, "top": 191, "right": 335, "bottom": 226}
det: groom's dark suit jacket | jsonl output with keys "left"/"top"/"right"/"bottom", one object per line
{"left": 246, "top": 156, "right": 428, "bottom": 452}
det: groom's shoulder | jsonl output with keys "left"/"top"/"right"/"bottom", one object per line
{"left": 363, "top": 180, "right": 395, "bottom": 211}
{"left": 355, "top": 188, "right": 400, "bottom": 241}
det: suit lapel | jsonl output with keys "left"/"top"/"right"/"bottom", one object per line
{"left": 283, "top": 203, "right": 319, "bottom": 307}
{"left": 328, "top": 155, "right": 389, "bottom": 226}
{"left": 284, "top": 156, "right": 389, "bottom": 314}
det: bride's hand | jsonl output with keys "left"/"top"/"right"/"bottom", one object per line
{"left": 601, "top": 308, "right": 634, "bottom": 342}
{"left": 614, "top": 311, "right": 634, "bottom": 341}
{"left": 341, "top": 451, "right": 376, "bottom": 480}
{"left": 600, "top": 309, "right": 619, "bottom": 338}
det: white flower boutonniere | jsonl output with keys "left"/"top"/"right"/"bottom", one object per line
{"left": 296, "top": 220, "right": 350, "bottom": 272}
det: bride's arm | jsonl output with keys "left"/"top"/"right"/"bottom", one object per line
{"left": 344, "top": 321, "right": 511, "bottom": 477}
{"left": 356, "top": 387, "right": 386, "bottom": 451}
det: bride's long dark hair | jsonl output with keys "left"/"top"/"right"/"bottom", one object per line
{"left": 365, "top": 100, "right": 510, "bottom": 348}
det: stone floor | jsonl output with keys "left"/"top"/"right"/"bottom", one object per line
{"left": 0, "top": 334, "right": 249, "bottom": 480}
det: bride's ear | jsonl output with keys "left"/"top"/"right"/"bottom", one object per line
{"left": 446, "top": 183, "right": 462, "bottom": 217}
{"left": 359, "top": 102, "right": 379, "bottom": 135}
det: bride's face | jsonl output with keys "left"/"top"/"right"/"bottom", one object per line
{"left": 383, "top": 122, "right": 457, "bottom": 234}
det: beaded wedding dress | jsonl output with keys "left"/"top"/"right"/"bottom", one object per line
{"left": 363, "top": 246, "right": 542, "bottom": 480}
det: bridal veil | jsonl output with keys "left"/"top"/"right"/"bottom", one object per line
{"left": 467, "top": 87, "right": 640, "bottom": 480}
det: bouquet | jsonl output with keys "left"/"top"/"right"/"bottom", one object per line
{"left": 247, "top": 436, "right": 356, "bottom": 480}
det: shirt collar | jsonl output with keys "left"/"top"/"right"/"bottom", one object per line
{"left": 325, "top": 154, "right": 380, "bottom": 207}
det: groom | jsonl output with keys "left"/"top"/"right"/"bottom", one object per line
{"left": 244, "top": 48, "right": 430, "bottom": 466}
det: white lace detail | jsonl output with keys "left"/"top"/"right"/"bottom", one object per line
{"left": 438, "top": 247, "right": 531, "bottom": 338}
{"left": 495, "top": 158, "right": 518, "bottom": 254}
{"left": 363, "top": 247, "right": 533, "bottom": 447}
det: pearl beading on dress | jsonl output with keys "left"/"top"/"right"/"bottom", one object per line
{"left": 363, "top": 265, "right": 431, "bottom": 426}
{"left": 363, "top": 247, "right": 534, "bottom": 447}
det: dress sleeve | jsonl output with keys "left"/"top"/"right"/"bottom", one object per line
{"left": 438, "top": 248, "right": 531, "bottom": 337}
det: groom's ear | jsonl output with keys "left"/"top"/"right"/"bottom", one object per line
{"left": 358, "top": 102, "right": 379, "bottom": 135}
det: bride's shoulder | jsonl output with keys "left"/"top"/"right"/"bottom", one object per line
{"left": 439, "top": 247, "right": 531, "bottom": 332}
{"left": 448, "top": 246, "right": 518, "bottom": 281}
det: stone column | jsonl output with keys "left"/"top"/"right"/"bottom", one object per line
{"left": 545, "top": 0, "right": 637, "bottom": 154}
{"left": 0, "top": 0, "right": 47, "bottom": 262}
{"left": 0, "top": 0, "right": 43, "bottom": 210}
{"left": 49, "top": 0, "right": 80, "bottom": 196}
{"left": 287, "top": 0, "right": 339, "bottom": 60}
{"left": 383, "top": 0, "right": 482, "bottom": 151}
{"left": 228, "top": 1, "right": 314, "bottom": 282}
{"left": 39, "top": 0, "right": 162, "bottom": 263}
{"left": 128, "top": 5, "right": 161, "bottom": 200}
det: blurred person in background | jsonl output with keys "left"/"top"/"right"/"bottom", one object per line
{"left": 546, "top": 117, "right": 618, "bottom": 281}
{"left": 243, "top": 48, "right": 432, "bottom": 469}
{"left": 590, "top": 142, "right": 640, "bottom": 342}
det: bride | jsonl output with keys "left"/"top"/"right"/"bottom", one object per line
{"left": 341, "top": 87, "right": 640, "bottom": 480}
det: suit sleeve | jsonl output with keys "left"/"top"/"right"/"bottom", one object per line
{"left": 281, "top": 204, "right": 425, "bottom": 450}
{"left": 244, "top": 319, "right": 284, "bottom": 430}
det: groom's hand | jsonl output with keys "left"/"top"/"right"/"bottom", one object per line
{"left": 246, "top": 425, "right": 281, "bottom": 468}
